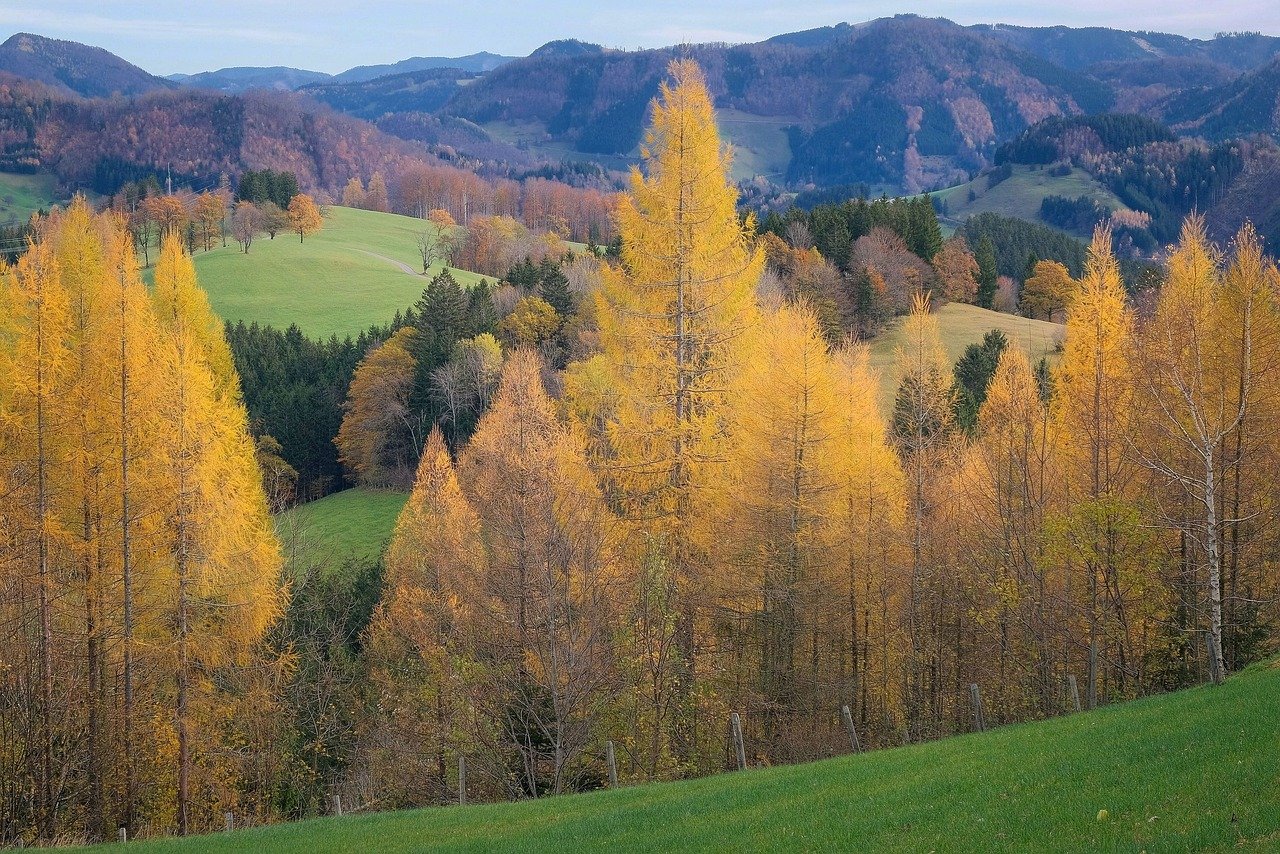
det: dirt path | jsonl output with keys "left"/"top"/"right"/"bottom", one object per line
{"left": 353, "top": 249, "right": 420, "bottom": 277}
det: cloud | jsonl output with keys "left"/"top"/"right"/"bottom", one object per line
{"left": 0, "top": 7, "right": 313, "bottom": 45}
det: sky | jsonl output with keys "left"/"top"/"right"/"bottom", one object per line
{"left": 1, "top": 1, "right": 1278, "bottom": 75}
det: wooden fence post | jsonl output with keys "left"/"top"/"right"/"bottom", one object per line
{"left": 606, "top": 740, "right": 618, "bottom": 787}
{"left": 969, "top": 683, "right": 986, "bottom": 732}
{"left": 1067, "top": 675, "right": 1081, "bottom": 713}
{"left": 332, "top": 794, "right": 342, "bottom": 817}
{"left": 458, "top": 755, "right": 467, "bottom": 806}
{"left": 730, "top": 712, "right": 746, "bottom": 771}
{"left": 841, "top": 705, "right": 862, "bottom": 753}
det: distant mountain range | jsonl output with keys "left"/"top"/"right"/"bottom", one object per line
{"left": 0, "top": 16, "right": 1278, "bottom": 197}
{"left": 163, "top": 52, "right": 517, "bottom": 94}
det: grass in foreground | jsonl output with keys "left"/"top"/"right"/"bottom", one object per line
{"left": 187, "top": 206, "right": 488, "bottom": 338}
{"left": 88, "top": 659, "right": 1280, "bottom": 852}
{"left": 869, "top": 302, "right": 1063, "bottom": 412}
{"left": 275, "top": 487, "right": 408, "bottom": 573}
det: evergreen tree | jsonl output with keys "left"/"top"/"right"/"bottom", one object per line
{"left": 975, "top": 236, "right": 999, "bottom": 309}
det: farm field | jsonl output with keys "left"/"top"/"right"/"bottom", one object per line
{"left": 84, "top": 658, "right": 1280, "bottom": 852}
{"left": 185, "top": 206, "right": 489, "bottom": 338}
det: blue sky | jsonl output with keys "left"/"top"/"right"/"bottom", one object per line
{"left": 1, "top": 1, "right": 1277, "bottom": 75}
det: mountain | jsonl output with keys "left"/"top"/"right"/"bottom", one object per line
{"left": 972, "top": 24, "right": 1280, "bottom": 72}
{"left": 169, "top": 66, "right": 331, "bottom": 93}
{"left": 331, "top": 51, "right": 515, "bottom": 83}
{"left": 443, "top": 15, "right": 1113, "bottom": 191}
{"left": 299, "top": 68, "right": 477, "bottom": 120}
{"left": 1161, "top": 56, "right": 1280, "bottom": 140}
{"left": 0, "top": 32, "right": 173, "bottom": 98}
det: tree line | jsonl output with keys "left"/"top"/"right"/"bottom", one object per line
{"left": 329, "top": 61, "right": 1279, "bottom": 809}
{"left": 2, "top": 59, "right": 1278, "bottom": 844}
{"left": 0, "top": 202, "right": 282, "bottom": 843}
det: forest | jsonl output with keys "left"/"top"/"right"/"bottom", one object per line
{"left": 1, "top": 58, "right": 1278, "bottom": 847}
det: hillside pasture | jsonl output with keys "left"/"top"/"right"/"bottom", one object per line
{"left": 189, "top": 206, "right": 489, "bottom": 338}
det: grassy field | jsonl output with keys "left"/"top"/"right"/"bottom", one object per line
{"left": 715, "top": 110, "right": 795, "bottom": 183}
{"left": 187, "top": 206, "right": 488, "bottom": 338}
{"left": 275, "top": 487, "right": 408, "bottom": 573}
{"left": 86, "top": 659, "right": 1280, "bottom": 852}
{"left": 868, "top": 302, "right": 1063, "bottom": 412}
{"left": 931, "top": 164, "right": 1127, "bottom": 238}
{"left": 0, "top": 171, "right": 85, "bottom": 223}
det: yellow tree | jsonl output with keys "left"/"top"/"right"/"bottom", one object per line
{"left": 889, "top": 292, "right": 958, "bottom": 738}
{"left": 827, "top": 341, "right": 906, "bottom": 743}
{"left": 366, "top": 426, "right": 487, "bottom": 805}
{"left": 1052, "top": 226, "right": 1142, "bottom": 706}
{"left": 287, "top": 193, "right": 324, "bottom": 243}
{"left": 1131, "top": 219, "right": 1280, "bottom": 682}
{"left": 961, "top": 347, "right": 1062, "bottom": 716}
{"left": 460, "top": 350, "right": 618, "bottom": 796}
{"left": 716, "top": 302, "right": 844, "bottom": 758}
{"left": 152, "top": 233, "right": 283, "bottom": 833}
{"left": 334, "top": 327, "right": 423, "bottom": 487}
{"left": 589, "top": 59, "right": 762, "bottom": 765}
{"left": 0, "top": 234, "right": 71, "bottom": 841}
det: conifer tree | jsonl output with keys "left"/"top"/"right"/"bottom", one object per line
{"left": 589, "top": 60, "right": 763, "bottom": 765}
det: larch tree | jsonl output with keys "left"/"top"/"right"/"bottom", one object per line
{"left": 366, "top": 426, "right": 487, "bottom": 806}
{"left": 890, "top": 292, "right": 958, "bottom": 739}
{"left": 152, "top": 232, "right": 284, "bottom": 833}
{"left": 460, "top": 350, "right": 618, "bottom": 797}
{"left": 827, "top": 341, "right": 906, "bottom": 744}
{"left": 1131, "top": 219, "right": 1280, "bottom": 683}
{"left": 1052, "top": 227, "right": 1143, "bottom": 707}
{"left": 717, "top": 302, "right": 844, "bottom": 757}
{"left": 588, "top": 59, "right": 763, "bottom": 767}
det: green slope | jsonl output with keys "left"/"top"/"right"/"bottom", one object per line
{"left": 188, "top": 206, "right": 488, "bottom": 338}
{"left": 275, "top": 487, "right": 407, "bottom": 573}
{"left": 87, "top": 660, "right": 1280, "bottom": 852}
{"left": 932, "top": 164, "right": 1127, "bottom": 238}
{"left": 869, "top": 303, "right": 1063, "bottom": 412}
{"left": 0, "top": 171, "right": 92, "bottom": 222}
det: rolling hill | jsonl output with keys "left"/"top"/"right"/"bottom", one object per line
{"left": 169, "top": 66, "right": 331, "bottom": 93}
{"left": 0, "top": 32, "right": 172, "bottom": 98}
{"left": 331, "top": 52, "right": 515, "bottom": 84}
{"left": 186, "top": 205, "right": 489, "bottom": 338}
{"left": 868, "top": 303, "right": 1063, "bottom": 412}
{"left": 83, "top": 658, "right": 1280, "bottom": 851}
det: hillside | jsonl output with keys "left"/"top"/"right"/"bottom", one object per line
{"left": 301, "top": 69, "right": 478, "bottom": 121}
{"left": 276, "top": 487, "right": 407, "bottom": 573}
{"left": 187, "top": 205, "right": 488, "bottom": 338}
{"left": 869, "top": 303, "right": 1063, "bottom": 411}
{"left": 332, "top": 52, "right": 515, "bottom": 83}
{"left": 86, "top": 659, "right": 1280, "bottom": 851}
{"left": 443, "top": 15, "right": 1113, "bottom": 192}
{"left": 0, "top": 32, "right": 173, "bottom": 98}
{"left": 1162, "top": 55, "right": 1280, "bottom": 140}
{"left": 170, "top": 66, "right": 331, "bottom": 93}
{"left": 931, "top": 163, "right": 1127, "bottom": 237}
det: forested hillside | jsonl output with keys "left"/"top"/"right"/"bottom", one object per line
{"left": 2, "top": 13, "right": 1280, "bottom": 850}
